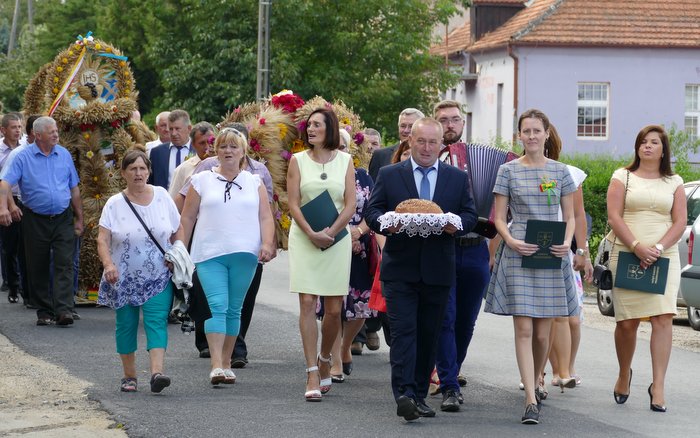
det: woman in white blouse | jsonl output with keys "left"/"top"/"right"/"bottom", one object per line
{"left": 97, "top": 149, "right": 183, "bottom": 393}
{"left": 180, "top": 128, "right": 276, "bottom": 385}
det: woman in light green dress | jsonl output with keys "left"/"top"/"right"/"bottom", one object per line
{"left": 287, "top": 108, "right": 355, "bottom": 401}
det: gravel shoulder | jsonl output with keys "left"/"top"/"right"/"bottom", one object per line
{"left": 0, "top": 333, "right": 126, "bottom": 437}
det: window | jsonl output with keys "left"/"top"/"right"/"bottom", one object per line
{"left": 577, "top": 83, "right": 609, "bottom": 139}
{"left": 685, "top": 84, "right": 700, "bottom": 141}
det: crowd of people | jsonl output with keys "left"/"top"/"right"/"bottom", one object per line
{"left": 0, "top": 102, "right": 683, "bottom": 424}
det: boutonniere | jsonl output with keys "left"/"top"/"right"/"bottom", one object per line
{"left": 539, "top": 176, "right": 557, "bottom": 205}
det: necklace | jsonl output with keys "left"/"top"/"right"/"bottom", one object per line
{"left": 319, "top": 151, "right": 336, "bottom": 180}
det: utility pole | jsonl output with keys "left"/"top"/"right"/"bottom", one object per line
{"left": 7, "top": 0, "right": 21, "bottom": 56}
{"left": 256, "top": 0, "right": 271, "bottom": 102}
{"left": 28, "top": 0, "right": 35, "bottom": 33}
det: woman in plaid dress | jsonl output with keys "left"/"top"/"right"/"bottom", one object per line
{"left": 484, "top": 109, "right": 579, "bottom": 424}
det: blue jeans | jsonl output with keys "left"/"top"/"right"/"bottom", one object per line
{"left": 436, "top": 241, "right": 490, "bottom": 392}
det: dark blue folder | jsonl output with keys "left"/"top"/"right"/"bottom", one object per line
{"left": 300, "top": 190, "right": 348, "bottom": 250}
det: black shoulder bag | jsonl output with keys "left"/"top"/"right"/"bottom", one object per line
{"left": 593, "top": 171, "right": 629, "bottom": 290}
{"left": 121, "top": 192, "right": 211, "bottom": 326}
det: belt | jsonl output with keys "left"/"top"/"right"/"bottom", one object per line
{"left": 24, "top": 206, "right": 70, "bottom": 220}
{"left": 456, "top": 236, "right": 485, "bottom": 247}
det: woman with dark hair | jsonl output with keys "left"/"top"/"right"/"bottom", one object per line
{"left": 390, "top": 140, "right": 411, "bottom": 164}
{"left": 287, "top": 108, "right": 355, "bottom": 401}
{"left": 96, "top": 149, "right": 184, "bottom": 393}
{"left": 607, "top": 125, "right": 685, "bottom": 413}
{"left": 484, "top": 109, "right": 578, "bottom": 424}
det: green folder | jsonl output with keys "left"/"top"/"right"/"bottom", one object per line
{"left": 521, "top": 219, "right": 566, "bottom": 269}
{"left": 300, "top": 189, "right": 348, "bottom": 251}
{"left": 614, "top": 251, "right": 669, "bottom": 294}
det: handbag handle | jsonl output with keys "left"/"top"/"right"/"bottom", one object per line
{"left": 603, "top": 170, "right": 630, "bottom": 260}
{"left": 122, "top": 191, "right": 166, "bottom": 255}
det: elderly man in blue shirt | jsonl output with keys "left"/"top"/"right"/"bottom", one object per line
{"left": 0, "top": 116, "right": 84, "bottom": 326}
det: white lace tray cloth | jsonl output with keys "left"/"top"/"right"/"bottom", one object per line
{"left": 378, "top": 212, "right": 463, "bottom": 237}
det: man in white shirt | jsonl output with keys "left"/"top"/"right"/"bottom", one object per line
{"left": 145, "top": 111, "right": 171, "bottom": 155}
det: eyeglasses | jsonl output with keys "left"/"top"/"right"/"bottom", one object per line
{"left": 437, "top": 117, "right": 463, "bottom": 125}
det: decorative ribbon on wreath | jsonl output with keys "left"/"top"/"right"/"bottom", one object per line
{"left": 48, "top": 31, "right": 128, "bottom": 116}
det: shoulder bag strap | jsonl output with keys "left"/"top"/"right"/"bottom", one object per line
{"left": 605, "top": 170, "right": 630, "bottom": 257}
{"left": 121, "top": 191, "right": 166, "bottom": 255}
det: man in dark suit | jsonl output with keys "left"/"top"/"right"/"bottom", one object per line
{"left": 364, "top": 117, "right": 477, "bottom": 421}
{"left": 367, "top": 108, "right": 424, "bottom": 182}
{"left": 148, "top": 109, "right": 193, "bottom": 189}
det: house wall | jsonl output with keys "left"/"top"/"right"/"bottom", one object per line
{"left": 515, "top": 46, "right": 700, "bottom": 160}
{"left": 466, "top": 51, "right": 516, "bottom": 145}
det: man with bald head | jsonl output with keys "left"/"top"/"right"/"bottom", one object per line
{"left": 365, "top": 117, "right": 476, "bottom": 421}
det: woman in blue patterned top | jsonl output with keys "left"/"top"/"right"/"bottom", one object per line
{"left": 484, "top": 109, "right": 578, "bottom": 425}
{"left": 97, "top": 150, "right": 184, "bottom": 394}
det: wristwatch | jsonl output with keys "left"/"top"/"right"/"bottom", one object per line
{"left": 575, "top": 248, "right": 587, "bottom": 256}
{"left": 655, "top": 243, "right": 664, "bottom": 252}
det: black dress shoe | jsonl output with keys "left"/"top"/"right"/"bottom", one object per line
{"left": 614, "top": 369, "right": 633, "bottom": 404}
{"left": 56, "top": 313, "right": 74, "bottom": 326}
{"left": 231, "top": 357, "right": 248, "bottom": 368}
{"left": 396, "top": 395, "right": 420, "bottom": 421}
{"left": 648, "top": 383, "right": 667, "bottom": 412}
{"left": 342, "top": 361, "right": 353, "bottom": 375}
{"left": 441, "top": 389, "right": 460, "bottom": 412}
{"left": 416, "top": 400, "right": 436, "bottom": 417}
{"left": 199, "top": 348, "right": 211, "bottom": 358}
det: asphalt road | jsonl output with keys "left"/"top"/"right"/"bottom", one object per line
{"left": 0, "top": 250, "right": 698, "bottom": 437}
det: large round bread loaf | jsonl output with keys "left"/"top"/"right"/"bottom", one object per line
{"left": 395, "top": 199, "right": 443, "bottom": 214}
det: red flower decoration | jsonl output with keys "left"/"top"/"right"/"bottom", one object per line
{"left": 250, "top": 138, "right": 262, "bottom": 152}
{"left": 272, "top": 193, "right": 279, "bottom": 202}
{"left": 259, "top": 118, "right": 266, "bottom": 125}
{"left": 280, "top": 150, "right": 292, "bottom": 160}
{"left": 234, "top": 106, "right": 241, "bottom": 114}
{"left": 207, "top": 136, "right": 215, "bottom": 145}
{"left": 270, "top": 93, "right": 305, "bottom": 113}
{"left": 353, "top": 132, "right": 365, "bottom": 145}
{"left": 298, "top": 120, "right": 307, "bottom": 132}
{"left": 111, "top": 120, "right": 121, "bottom": 129}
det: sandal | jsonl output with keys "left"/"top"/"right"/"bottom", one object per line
{"left": 120, "top": 377, "right": 138, "bottom": 392}
{"left": 304, "top": 366, "right": 322, "bottom": 402}
{"left": 317, "top": 354, "right": 333, "bottom": 394}
{"left": 150, "top": 373, "right": 171, "bottom": 393}
{"left": 223, "top": 369, "right": 236, "bottom": 384}
{"left": 210, "top": 368, "right": 226, "bottom": 385}
{"left": 429, "top": 368, "right": 440, "bottom": 395}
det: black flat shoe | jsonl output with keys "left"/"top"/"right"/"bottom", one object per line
{"left": 396, "top": 395, "right": 419, "bottom": 421}
{"left": 416, "top": 400, "right": 436, "bottom": 417}
{"left": 648, "top": 383, "right": 667, "bottom": 412}
{"left": 342, "top": 361, "right": 353, "bottom": 376}
{"left": 614, "top": 369, "right": 633, "bottom": 404}
{"left": 8, "top": 293, "right": 19, "bottom": 303}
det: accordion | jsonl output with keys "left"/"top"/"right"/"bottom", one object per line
{"left": 440, "top": 142, "right": 518, "bottom": 238}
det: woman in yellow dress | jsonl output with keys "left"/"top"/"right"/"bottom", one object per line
{"left": 607, "top": 125, "right": 686, "bottom": 412}
{"left": 287, "top": 108, "right": 355, "bottom": 401}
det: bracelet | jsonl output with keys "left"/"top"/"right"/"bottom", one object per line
{"left": 631, "top": 240, "right": 640, "bottom": 250}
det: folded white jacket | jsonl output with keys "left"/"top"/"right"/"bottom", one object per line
{"left": 165, "top": 240, "right": 195, "bottom": 289}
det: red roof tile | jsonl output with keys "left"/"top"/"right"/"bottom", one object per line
{"left": 469, "top": 0, "right": 700, "bottom": 52}
{"left": 431, "top": 18, "right": 471, "bottom": 56}
{"left": 473, "top": 0, "right": 526, "bottom": 4}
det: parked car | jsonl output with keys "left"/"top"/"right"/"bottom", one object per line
{"left": 596, "top": 180, "right": 700, "bottom": 331}
{"left": 680, "top": 214, "right": 700, "bottom": 330}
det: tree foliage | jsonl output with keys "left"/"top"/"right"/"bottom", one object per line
{"left": 0, "top": 0, "right": 469, "bottom": 136}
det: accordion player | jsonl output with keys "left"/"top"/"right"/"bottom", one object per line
{"left": 439, "top": 142, "right": 518, "bottom": 238}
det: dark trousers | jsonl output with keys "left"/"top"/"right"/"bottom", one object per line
{"left": 196, "top": 263, "right": 264, "bottom": 357}
{"left": 21, "top": 207, "right": 75, "bottom": 318}
{"left": 0, "top": 198, "right": 25, "bottom": 295}
{"left": 436, "top": 241, "right": 490, "bottom": 392}
{"left": 384, "top": 280, "right": 450, "bottom": 402}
